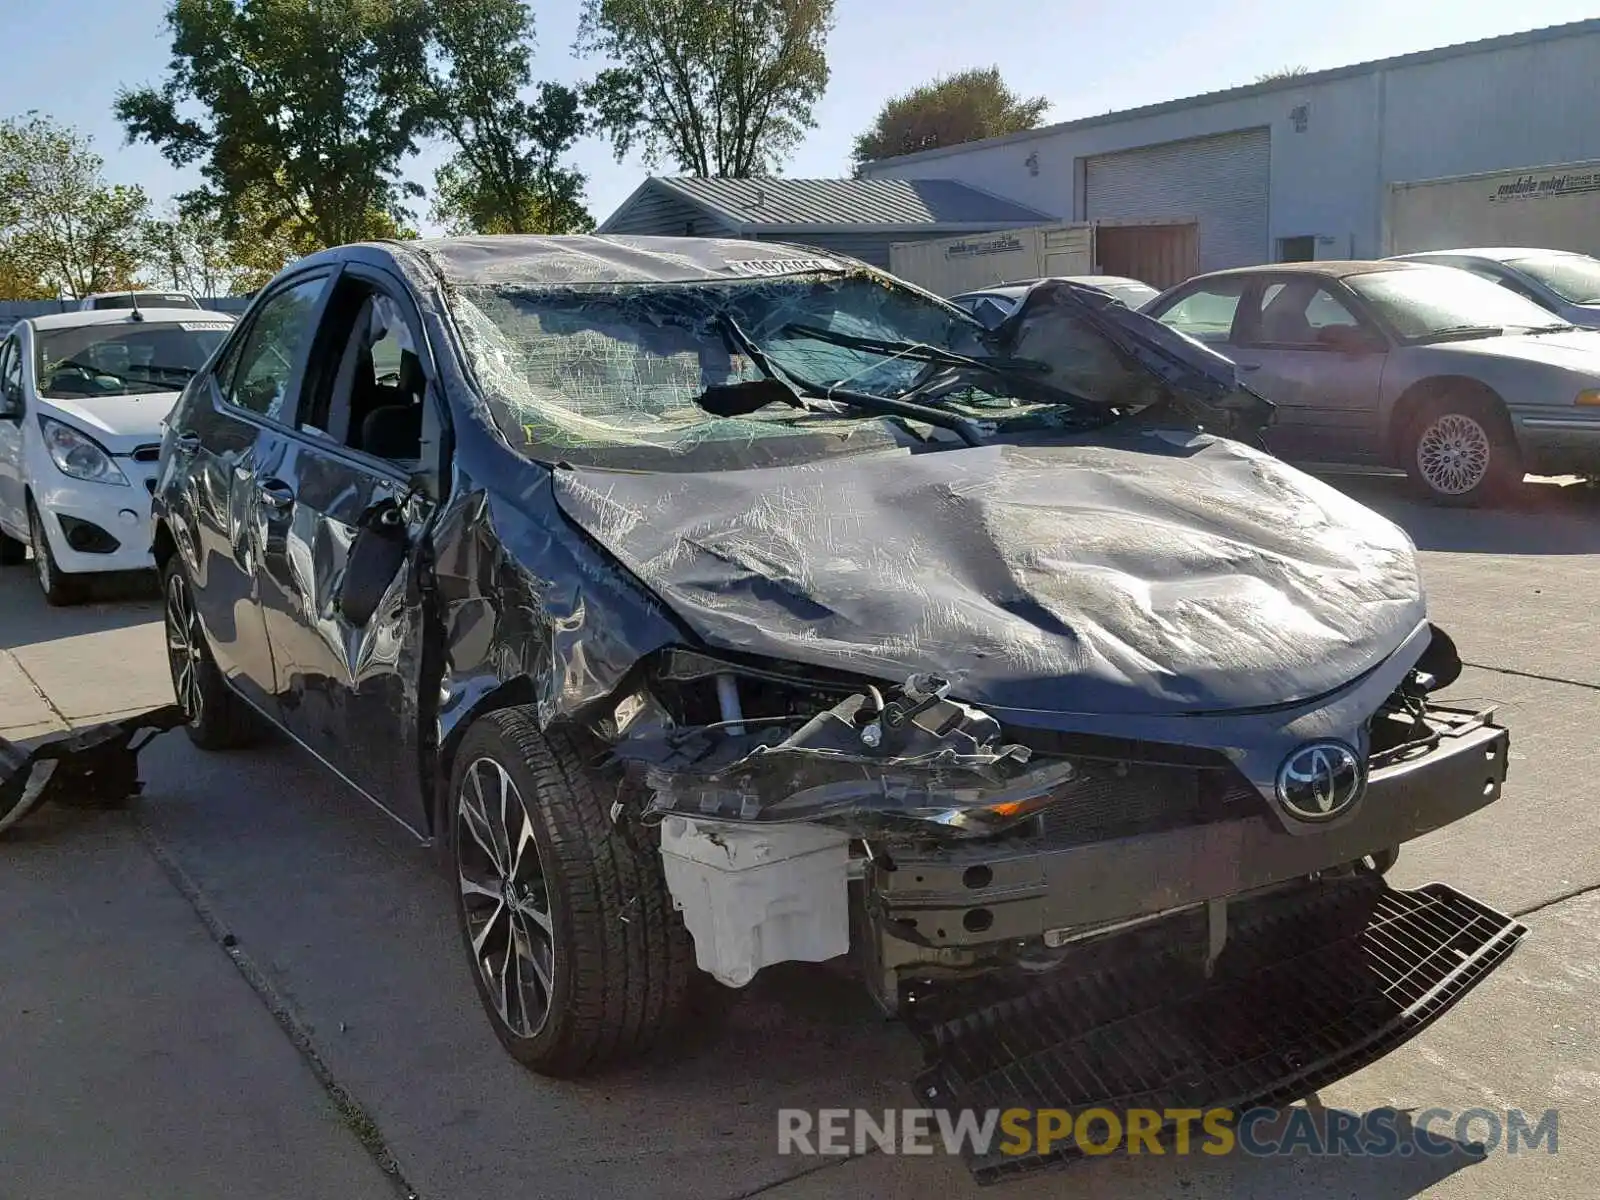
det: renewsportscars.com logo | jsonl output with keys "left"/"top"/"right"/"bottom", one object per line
{"left": 777, "top": 1107, "right": 1559, "bottom": 1159}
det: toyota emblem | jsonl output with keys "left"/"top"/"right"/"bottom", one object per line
{"left": 1275, "top": 741, "right": 1365, "bottom": 821}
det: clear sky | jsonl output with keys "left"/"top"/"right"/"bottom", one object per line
{"left": 2, "top": 0, "right": 1596, "bottom": 234}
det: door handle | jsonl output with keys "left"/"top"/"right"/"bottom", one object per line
{"left": 1237, "top": 363, "right": 1262, "bottom": 372}
{"left": 173, "top": 430, "right": 202, "bottom": 451}
{"left": 258, "top": 479, "right": 295, "bottom": 510}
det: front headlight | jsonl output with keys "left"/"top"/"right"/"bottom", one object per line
{"left": 39, "top": 417, "right": 128, "bottom": 486}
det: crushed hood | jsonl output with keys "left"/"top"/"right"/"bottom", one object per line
{"left": 552, "top": 431, "right": 1424, "bottom": 717}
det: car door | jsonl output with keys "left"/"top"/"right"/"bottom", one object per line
{"left": 248, "top": 263, "right": 443, "bottom": 834}
{"left": 0, "top": 333, "right": 25, "bottom": 539}
{"left": 1147, "top": 277, "right": 1250, "bottom": 357}
{"left": 165, "top": 270, "right": 334, "bottom": 708}
{"left": 1228, "top": 278, "right": 1389, "bottom": 463}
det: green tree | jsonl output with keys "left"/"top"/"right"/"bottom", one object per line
{"left": 115, "top": 0, "right": 434, "bottom": 253}
{"left": 1255, "top": 65, "right": 1309, "bottom": 83}
{"left": 576, "top": 0, "right": 834, "bottom": 176}
{"left": 0, "top": 256, "right": 52, "bottom": 301}
{"left": 142, "top": 202, "right": 233, "bottom": 296}
{"left": 426, "top": 0, "right": 593, "bottom": 234}
{"left": 0, "top": 113, "right": 150, "bottom": 298}
{"left": 851, "top": 67, "right": 1049, "bottom": 165}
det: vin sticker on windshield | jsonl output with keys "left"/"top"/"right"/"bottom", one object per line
{"left": 724, "top": 256, "right": 842, "bottom": 278}
{"left": 180, "top": 322, "right": 233, "bottom": 331}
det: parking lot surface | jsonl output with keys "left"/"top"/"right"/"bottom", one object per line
{"left": 3, "top": 474, "right": 1599, "bottom": 1199}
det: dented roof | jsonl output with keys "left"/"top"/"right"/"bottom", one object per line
{"left": 408, "top": 233, "right": 862, "bottom": 287}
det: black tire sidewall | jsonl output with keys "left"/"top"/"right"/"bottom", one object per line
{"left": 1404, "top": 395, "right": 1521, "bottom": 507}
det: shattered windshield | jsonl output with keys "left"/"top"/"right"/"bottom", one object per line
{"left": 450, "top": 273, "right": 1085, "bottom": 468}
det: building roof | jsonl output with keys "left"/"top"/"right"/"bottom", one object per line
{"left": 860, "top": 17, "right": 1600, "bottom": 170}
{"left": 599, "top": 176, "right": 1055, "bottom": 235}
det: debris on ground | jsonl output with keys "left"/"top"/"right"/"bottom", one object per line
{"left": 0, "top": 705, "right": 186, "bottom": 835}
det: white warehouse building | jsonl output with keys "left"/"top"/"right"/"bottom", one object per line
{"left": 857, "top": 18, "right": 1600, "bottom": 276}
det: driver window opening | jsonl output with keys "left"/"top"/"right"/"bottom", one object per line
{"left": 302, "top": 279, "right": 426, "bottom": 464}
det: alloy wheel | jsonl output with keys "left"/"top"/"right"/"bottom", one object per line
{"left": 1416, "top": 413, "right": 1491, "bottom": 496}
{"left": 164, "top": 570, "right": 205, "bottom": 725}
{"left": 457, "top": 757, "right": 556, "bottom": 1039}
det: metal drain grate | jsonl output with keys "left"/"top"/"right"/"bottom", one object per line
{"left": 905, "top": 878, "right": 1526, "bottom": 1183}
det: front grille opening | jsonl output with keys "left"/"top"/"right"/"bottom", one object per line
{"left": 131, "top": 444, "right": 161, "bottom": 462}
{"left": 1034, "top": 762, "right": 1262, "bottom": 847}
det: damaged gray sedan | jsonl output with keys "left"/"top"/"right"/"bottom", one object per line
{"left": 151, "top": 235, "right": 1521, "bottom": 1174}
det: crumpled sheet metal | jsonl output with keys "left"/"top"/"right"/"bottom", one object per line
{"left": 995, "top": 278, "right": 1275, "bottom": 439}
{"left": 429, "top": 459, "right": 688, "bottom": 756}
{"left": 551, "top": 430, "right": 1424, "bottom": 719}
{"left": 0, "top": 705, "right": 185, "bottom": 835}
{"left": 622, "top": 680, "right": 1079, "bottom": 835}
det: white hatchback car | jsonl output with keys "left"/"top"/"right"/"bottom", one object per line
{"left": 0, "top": 308, "right": 235, "bottom": 603}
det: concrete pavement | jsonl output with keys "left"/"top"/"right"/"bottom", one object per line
{"left": 2, "top": 473, "right": 1599, "bottom": 1198}
{"left": 0, "top": 806, "right": 403, "bottom": 1200}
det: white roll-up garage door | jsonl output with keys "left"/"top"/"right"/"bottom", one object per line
{"left": 1085, "top": 128, "right": 1270, "bottom": 272}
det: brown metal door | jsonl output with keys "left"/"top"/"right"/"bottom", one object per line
{"left": 1095, "top": 223, "right": 1200, "bottom": 290}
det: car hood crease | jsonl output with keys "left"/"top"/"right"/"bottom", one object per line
{"left": 551, "top": 432, "right": 1424, "bottom": 717}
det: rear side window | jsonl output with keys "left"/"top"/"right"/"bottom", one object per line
{"left": 224, "top": 277, "right": 327, "bottom": 420}
{"left": 1153, "top": 280, "right": 1246, "bottom": 344}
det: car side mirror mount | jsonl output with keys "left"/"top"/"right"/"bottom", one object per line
{"left": 335, "top": 503, "right": 410, "bottom": 627}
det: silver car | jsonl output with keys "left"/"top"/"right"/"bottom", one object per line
{"left": 1144, "top": 261, "right": 1600, "bottom": 504}
{"left": 1388, "top": 248, "right": 1600, "bottom": 329}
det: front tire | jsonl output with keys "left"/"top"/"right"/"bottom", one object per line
{"left": 1403, "top": 393, "right": 1522, "bottom": 507}
{"left": 449, "top": 710, "right": 696, "bottom": 1078}
{"left": 162, "top": 558, "right": 257, "bottom": 749}
{"left": 28, "top": 503, "right": 79, "bottom": 606}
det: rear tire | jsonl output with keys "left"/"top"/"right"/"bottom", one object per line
{"left": 28, "top": 502, "right": 79, "bottom": 606}
{"left": 449, "top": 710, "right": 697, "bottom": 1078}
{"left": 1401, "top": 391, "right": 1522, "bottom": 507}
{"left": 161, "top": 557, "right": 258, "bottom": 750}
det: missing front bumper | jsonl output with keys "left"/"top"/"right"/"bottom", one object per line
{"left": 871, "top": 713, "right": 1508, "bottom": 955}
{"left": 903, "top": 875, "right": 1525, "bottom": 1183}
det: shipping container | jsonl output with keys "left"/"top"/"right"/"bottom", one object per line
{"left": 1386, "top": 158, "right": 1600, "bottom": 256}
{"left": 888, "top": 219, "right": 1198, "bottom": 296}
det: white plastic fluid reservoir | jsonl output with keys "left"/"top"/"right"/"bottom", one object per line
{"left": 658, "top": 817, "right": 851, "bottom": 988}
